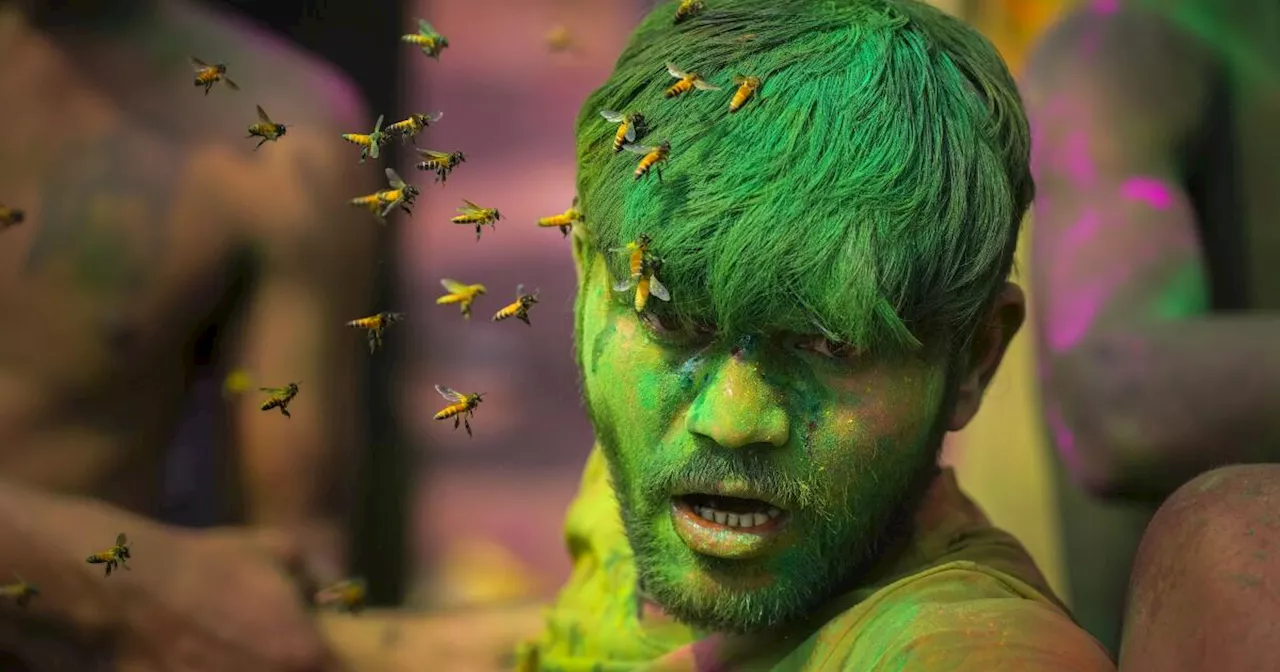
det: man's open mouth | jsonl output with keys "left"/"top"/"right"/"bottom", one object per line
{"left": 670, "top": 492, "right": 792, "bottom": 560}
{"left": 676, "top": 493, "right": 785, "bottom": 529}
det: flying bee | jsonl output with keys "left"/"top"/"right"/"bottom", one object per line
{"left": 729, "top": 75, "right": 762, "bottom": 112}
{"left": 492, "top": 284, "right": 540, "bottom": 326}
{"left": 545, "top": 24, "right": 575, "bottom": 53}
{"left": 376, "top": 168, "right": 421, "bottom": 218}
{"left": 259, "top": 382, "right": 300, "bottom": 418}
{"left": 190, "top": 57, "right": 239, "bottom": 95}
{"left": 415, "top": 148, "right": 466, "bottom": 183}
{"left": 674, "top": 0, "right": 706, "bottom": 23}
{"left": 599, "top": 110, "right": 647, "bottom": 154}
{"left": 85, "top": 533, "right": 131, "bottom": 577}
{"left": 0, "top": 574, "right": 39, "bottom": 607}
{"left": 386, "top": 112, "right": 443, "bottom": 144}
{"left": 536, "top": 198, "right": 583, "bottom": 238}
{"left": 434, "top": 385, "right": 485, "bottom": 437}
{"left": 664, "top": 62, "right": 720, "bottom": 99}
{"left": 612, "top": 233, "right": 671, "bottom": 313}
{"left": 347, "top": 311, "right": 405, "bottom": 353}
{"left": 0, "top": 204, "right": 24, "bottom": 230}
{"left": 623, "top": 140, "right": 671, "bottom": 182}
{"left": 246, "top": 105, "right": 288, "bottom": 149}
{"left": 222, "top": 368, "right": 254, "bottom": 399}
{"left": 403, "top": 19, "right": 449, "bottom": 59}
{"left": 314, "top": 577, "right": 367, "bottom": 614}
{"left": 436, "top": 278, "right": 487, "bottom": 320}
{"left": 451, "top": 199, "right": 501, "bottom": 241}
{"left": 341, "top": 114, "right": 389, "bottom": 163}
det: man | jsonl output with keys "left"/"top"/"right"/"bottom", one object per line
{"left": 0, "top": 0, "right": 377, "bottom": 669}
{"left": 490, "top": 0, "right": 1114, "bottom": 668}
{"left": 1024, "top": 0, "right": 1280, "bottom": 654}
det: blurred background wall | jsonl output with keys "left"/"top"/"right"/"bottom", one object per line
{"left": 211, "top": 0, "right": 1086, "bottom": 614}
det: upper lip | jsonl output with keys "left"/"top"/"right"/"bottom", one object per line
{"left": 673, "top": 483, "right": 786, "bottom": 511}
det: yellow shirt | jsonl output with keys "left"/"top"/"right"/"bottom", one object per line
{"left": 517, "top": 447, "right": 1115, "bottom": 671}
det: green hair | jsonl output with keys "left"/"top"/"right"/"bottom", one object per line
{"left": 573, "top": 0, "right": 1032, "bottom": 355}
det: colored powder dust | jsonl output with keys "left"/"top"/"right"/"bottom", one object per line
{"left": 1120, "top": 176, "right": 1175, "bottom": 210}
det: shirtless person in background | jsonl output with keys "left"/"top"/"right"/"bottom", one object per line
{"left": 1025, "top": 0, "right": 1280, "bottom": 658}
{"left": 0, "top": 0, "right": 379, "bottom": 669}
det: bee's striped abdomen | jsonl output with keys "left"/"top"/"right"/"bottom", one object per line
{"left": 665, "top": 79, "right": 693, "bottom": 98}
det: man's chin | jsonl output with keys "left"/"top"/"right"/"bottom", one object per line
{"left": 634, "top": 543, "right": 819, "bottom": 635}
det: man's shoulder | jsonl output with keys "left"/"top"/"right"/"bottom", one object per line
{"left": 814, "top": 563, "right": 1115, "bottom": 671}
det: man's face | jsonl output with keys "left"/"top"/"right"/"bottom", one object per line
{"left": 575, "top": 251, "right": 955, "bottom": 634}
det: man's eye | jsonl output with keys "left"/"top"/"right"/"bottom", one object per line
{"left": 638, "top": 310, "right": 681, "bottom": 336}
{"left": 798, "top": 336, "right": 862, "bottom": 360}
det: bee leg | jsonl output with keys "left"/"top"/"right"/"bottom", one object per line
{"left": 281, "top": 406, "right": 292, "bottom": 419}
{"left": 105, "top": 562, "right": 113, "bottom": 577}
{"left": 453, "top": 416, "right": 461, "bottom": 430}
{"left": 656, "top": 166, "right": 664, "bottom": 182}
{"left": 464, "top": 419, "right": 472, "bottom": 437}
{"left": 519, "top": 314, "right": 531, "bottom": 326}
{"left": 255, "top": 138, "right": 268, "bottom": 150}
{"left": 475, "top": 227, "right": 482, "bottom": 242}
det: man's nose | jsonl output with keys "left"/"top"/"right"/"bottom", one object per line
{"left": 685, "top": 356, "right": 790, "bottom": 449}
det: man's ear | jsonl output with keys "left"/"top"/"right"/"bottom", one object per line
{"left": 947, "top": 282, "right": 1026, "bottom": 431}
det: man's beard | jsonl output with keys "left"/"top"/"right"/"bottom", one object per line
{"left": 582, "top": 382, "right": 948, "bottom": 635}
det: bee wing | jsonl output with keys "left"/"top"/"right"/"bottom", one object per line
{"left": 420, "top": 149, "right": 452, "bottom": 161}
{"left": 435, "top": 384, "right": 465, "bottom": 402}
{"left": 256, "top": 105, "right": 273, "bottom": 124}
{"left": 648, "top": 276, "right": 672, "bottom": 302}
{"left": 613, "top": 276, "right": 637, "bottom": 292}
{"left": 599, "top": 109, "right": 625, "bottom": 123}
{"left": 459, "top": 199, "right": 483, "bottom": 213}
{"left": 692, "top": 79, "right": 720, "bottom": 91}
{"left": 222, "top": 77, "right": 240, "bottom": 91}
{"left": 259, "top": 386, "right": 286, "bottom": 394}
{"left": 621, "top": 142, "right": 656, "bottom": 155}
{"left": 624, "top": 123, "right": 637, "bottom": 142}
{"left": 440, "top": 278, "right": 470, "bottom": 294}
{"left": 418, "top": 19, "right": 437, "bottom": 35}
{"left": 190, "top": 56, "right": 208, "bottom": 69}
{"left": 732, "top": 74, "right": 747, "bottom": 85}
{"left": 666, "top": 62, "right": 688, "bottom": 79}
{"left": 372, "top": 114, "right": 384, "bottom": 133}
{"left": 427, "top": 111, "right": 444, "bottom": 124}
{"left": 516, "top": 283, "right": 525, "bottom": 296}
{"left": 115, "top": 533, "right": 128, "bottom": 547}
{"left": 385, "top": 168, "right": 407, "bottom": 189}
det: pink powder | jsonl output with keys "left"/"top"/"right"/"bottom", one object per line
{"left": 1120, "top": 177, "right": 1175, "bottom": 210}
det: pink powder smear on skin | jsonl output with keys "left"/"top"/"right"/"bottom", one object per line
{"left": 1047, "top": 404, "right": 1082, "bottom": 474}
{"left": 1066, "top": 130, "right": 1096, "bottom": 186}
{"left": 1091, "top": 0, "right": 1120, "bottom": 14}
{"left": 1121, "top": 177, "right": 1175, "bottom": 210}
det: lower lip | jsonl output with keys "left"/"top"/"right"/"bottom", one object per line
{"left": 670, "top": 498, "right": 789, "bottom": 560}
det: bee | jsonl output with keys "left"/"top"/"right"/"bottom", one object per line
{"left": 259, "top": 382, "right": 301, "bottom": 418}
{"left": 246, "top": 105, "right": 288, "bottom": 149}
{"left": 729, "top": 75, "right": 762, "bottom": 112}
{"left": 190, "top": 57, "right": 239, "bottom": 95}
{"left": 415, "top": 148, "right": 466, "bottom": 184}
{"left": 0, "top": 574, "right": 39, "bottom": 607}
{"left": 403, "top": 19, "right": 449, "bottom": 59}
{"left": 349, "top": 168, "right": 421, "bottom": 224}
{"left": 433, "top": 385, "right": 485, "bottom": 437}
{"left": 341, "top": 114, "right": 389, "bottom": 163}
{"left": 536, "top": 198, "right": 583, "bottom": 238}
{"left": 0, "top": 204, "right": 24, "bottom": 230}
{"left": 314, "top": 577, "right": 367, "bottom": 614}
{"left": 674, "top": 0, "right": 706, "bottom": 23}
{"left": 451, "top": 199, "right": 502, "bottom": 242}
{"left": 86, "top": 533, "right": 131, "bottom": 577}
{"left": 623, "top": 140, "right": 671, "bottom": 182}
{"left": 347, "top": 311, "right": 405, "bottom": 353}
{"left": 386, "top": 112, "right": 443, "bottom": 144}
{"left": 492, "top": 284, "right": 540, "bottom": 326}
{"left": 664, "top": 62, "right": 720, "bottom": 99}
{"left": 222, "top": 368, "right": 254, "bottom": 399}
{"left": 599, "top": 110, "right": 647, "bottom": 154}
{"left": 436, "top": 278, "right": 487, "bottom": 320}
{"left": 612, "top": 233, "right": 671, "bottom": 313}
{"left": 545, "top": 24, "right": 574, "bottom": 53}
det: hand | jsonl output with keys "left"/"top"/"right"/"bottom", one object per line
{"left": 109, "top": 525, "right": 345, "bottom": 672}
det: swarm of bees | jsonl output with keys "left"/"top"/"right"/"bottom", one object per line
{"left": 86, "top": 533, "right": 131, "bottom": 577}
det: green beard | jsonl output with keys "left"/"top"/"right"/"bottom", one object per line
{"left": 583, "top": 385, "right": 948, "bottom": 635}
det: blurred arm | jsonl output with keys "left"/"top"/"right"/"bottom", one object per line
{"left": 226, "top": 121, "right": 378, "bottom": 579}
{"left": 1025, "top": 10, "right": 1280, "bottom": 501}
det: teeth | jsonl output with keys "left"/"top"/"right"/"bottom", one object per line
{"left": 691, "top": 505, "right": 783, "bottom": 528}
